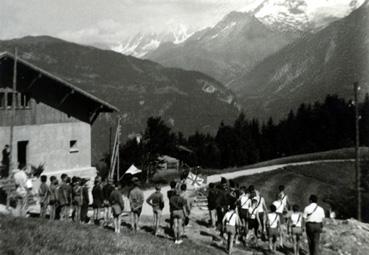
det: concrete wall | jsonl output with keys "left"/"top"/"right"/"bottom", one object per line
{"left": 0, "top": 122, "right": 92, "bottom": 174}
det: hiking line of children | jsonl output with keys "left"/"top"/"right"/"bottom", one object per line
{"left": 207, "top": 178, "right": 325, "bottom": 255}
{"left": 35, "top": 172, "right": 324, "bottom": 254}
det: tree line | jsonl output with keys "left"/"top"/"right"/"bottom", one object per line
{"left": 107, "top": 94, "right": 369, "bottom": 179}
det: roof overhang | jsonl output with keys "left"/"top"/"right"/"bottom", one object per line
{"left": 0, "top": 51, "right": 118, "bottom": 124}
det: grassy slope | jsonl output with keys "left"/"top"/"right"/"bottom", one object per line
{"left": 232, "top": 160, "right": 369, "bottom": 222}
{"left": 0, "top": 216, "right": 217, "bottom": 255}
{"left": 151, "top": 147, "right": 369, "bottom": 185}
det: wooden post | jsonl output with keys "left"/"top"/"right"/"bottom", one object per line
{"left": 109, "top": 116, "right": 121, "bottom": 181}
{"left": 7, "top": 48, "right": 17, "bottom": 209}
{"left": 9, "top": 49, "right": 17, "bottom": 165}
{"left": 116, "top": 119, "right": 120, "bottom": 182}
{"left": 354, "top": 81, "right": 362, "bottom": 221}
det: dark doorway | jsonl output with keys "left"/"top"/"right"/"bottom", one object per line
{"left": 17, "top": 141, "right": 28, "bottom": 167}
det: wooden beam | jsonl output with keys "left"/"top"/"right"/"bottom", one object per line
{"left": 26, "top": 73, "right": 42, "bottom": 90}
{"left": 58, "top": 89, "right": 75, "bottom": 107}
{"left": 89, "top": 105, "right": 103, "bottom": 124}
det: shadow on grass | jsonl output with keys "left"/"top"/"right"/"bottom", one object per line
{"left": 210, "top": 241, "right": 228, "bottom": 253}
{"left": 200, "top": 230, "right": 223, "bottom": 242}
{"left": 196, "top": 219, "right": 210, "bottom": 228}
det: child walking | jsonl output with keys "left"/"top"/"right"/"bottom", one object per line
{"left": 289, "top": 204, "right": 304, "bottom": 255}
{"left": 222, "top": 204, "right": 241, "bottom": 254}
{"left": 146, "top": 184, "right": 164, "bottom": 236}
{"left": 267, "top": 204, "right": 281, "bottom": 253}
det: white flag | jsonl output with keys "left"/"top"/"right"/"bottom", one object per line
{"left": 125, "top": 164, "right": 142, "bottom": 175}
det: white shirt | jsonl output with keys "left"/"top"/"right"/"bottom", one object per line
{"left": 303, "top": 203, "right": 325, "bottom": 223}
{"left": 268, "top": 213, "right": 280, "bottom": 228}
{"left": 256, "top": 196, "right": 266, "bottom": 213}
{"left": 280, "top": 192, "right": 288, "bottom": 209}
{"left": 223, "top": 210, "right": 239, "bottom": 226}
{"left": 248, "top": 200, "right": 260, "bottom": 219}
{"left": 239, "top": 194, "right": 251, "bottom": 209}
{"left": 14, "top": 169, "right": 27, "bottom": 187}
{"left": 290, "top": 212, "right": 303, "bottom": 227}
{"left": 273, "top": 200, "right": 284, "bottom": 214}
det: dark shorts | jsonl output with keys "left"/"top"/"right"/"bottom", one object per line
{"left": 268, "top": 227, "right": 278, "bottom": 240}
{"left": 172, "top": 210, "right": 184, "bottom": 219}
{"left": 239, "top": 208, "right": 248, "bottom": 219}
{"left": 153, "top": 206, "right": 162, "bottom": 214}
{"left": 225, "top": 224, "right": 236, "bottom": 235}
{"left": 132, "top": 207, "right": 142, "bottom": 217}
{"left": 112, "top": 204, "right": 122, "bottom": 217}
{"left": 93, "top": 200, "right": 103, "bottom": 209}
{"left": 248, "top": 218, "right": 258, "bottom": 230}
{"left": 292, "top": 226, "right": 303, "bottom": 235}
{"left": 73, "top": 197, "right": 82, "bottom": 206}
{"left": 49, "top": 199, "right": 57, "bottom": 206}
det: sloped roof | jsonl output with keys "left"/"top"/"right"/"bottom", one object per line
{"left": 0, "top": 51, "right": 118, "bottom": 124}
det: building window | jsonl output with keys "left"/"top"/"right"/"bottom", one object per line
{"left": 19, "top": 93, "right": 31, "bottom": 108}
{"left": 3, "top": 91, "right": 31, "bottom": 110}
{"left": 69, "top": 140, "right": 78, "bottom": 153}
{"left": 6, "top": 92, "right": 13, "bottom": 109}
{"left": 0, "top": 92, "right": 5, "bottom": 109}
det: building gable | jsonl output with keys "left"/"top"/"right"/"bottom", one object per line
{"left": 0, "top": 52, "right": 118, "bottom": 125}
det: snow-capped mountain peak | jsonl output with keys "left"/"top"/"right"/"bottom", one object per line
{"left": 246, "top": 0, "right": 366, "bottom": 31}
{"left": 112, "top": 25, "right": 193, "bottom": 57}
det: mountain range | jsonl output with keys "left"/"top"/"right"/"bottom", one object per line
{"left": 146, "top": 11, "right": 300, "bottom": 86}
{"left": 110, "top": 0, "right": 364, "bottom": 61}
{"left": 230, "top": 0, "right": 369, "bottom": 120}
{"left": 112, "top": 25, "right": 193, "bottom": 58}
{"left": 249, "top": 0, "right": 365, "bottom": 32}
{"left": 144, "top": 0, "right": 365, "bottom": 87}
{"left": 0, "top": 36, "right": 240, "bottom": 160}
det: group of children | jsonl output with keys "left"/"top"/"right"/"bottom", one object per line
{"left": 38, "top": 173, "right": 90, "bottom": 222}
{"left": 91, "top": 175, "right": 191, "bottom": 245}
{"left": 208, "top": 179, "right": 306, "bottom": 254}
{"left": 37, "top": 173, "right": 323, "bottom": 254}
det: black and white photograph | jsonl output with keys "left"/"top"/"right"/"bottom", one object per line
{"left": 0, "top": 0, "right": 368, "bottom": 254}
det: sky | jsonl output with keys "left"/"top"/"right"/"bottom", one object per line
{"left": 0, "top": 0, "right": 257, "bottom": 45}
{"left": 0, "top": 0, "right": 364, "bottom": 47}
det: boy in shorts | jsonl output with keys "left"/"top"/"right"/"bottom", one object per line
{"left": 110, "top": 182, "right": 124, "bottom": 233}
{"left": 146, "top": 184, "right": 164, "bottom": 236}
{"left": 170, "top": 190, "right": 188, "bottom": 244}
{"left": 38, "top": 175, "right": 49, "bottom": 218}
{"left": 222, "top": 203, "right": 241, "bottom": 254}
{"left": 267, "top": 204, "right": 280, "bottom": 253}
{"left": 238, "top": 186, "right": 250, "bottom": 244}
{"left": 289, "top": 204, "right": 304, "bottom": 255}
{"left": 49, "top": 176, "right": 58, "bottom": 220}
{"left": 129, "top": 177, "right": 144, "bottom": 232}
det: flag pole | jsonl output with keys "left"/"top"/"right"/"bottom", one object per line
{"left": 7, "top": 48, "right": 17, "bottom": 209}
{"left": 9, "top": 48, "right": 18, "bottom": 171}
{"left": 353, "top": 81, "right": 362, "bottom": 221}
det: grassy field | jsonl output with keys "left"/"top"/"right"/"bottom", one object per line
{"left": 0, "top": 216, "right": 218, "bottom": 255}
{"left": 232, "top": 160, "right": 369, "bottom": 222}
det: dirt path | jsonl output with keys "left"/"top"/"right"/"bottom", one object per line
{"left": 141, "top": 159, "right": 350, "bottom": 216}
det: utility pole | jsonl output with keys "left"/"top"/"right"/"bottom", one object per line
{"left": 354, "top": 81, "right": 362, "bottom": 221}
{"left": 9, "top": 48, "right": 18, "bottom": 171}
{"left": 7, "top": 48, "right": 17, "bottom": 209}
